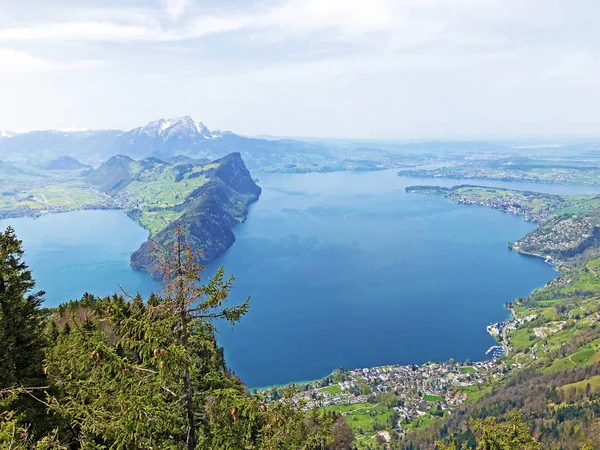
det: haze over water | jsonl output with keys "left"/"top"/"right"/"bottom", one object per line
{"left": 2, "top": 170, "right": 591, "bottom": 388}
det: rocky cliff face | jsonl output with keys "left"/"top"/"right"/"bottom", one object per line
{"left": 209, "top": 152, "right": 262, "bottom": 197}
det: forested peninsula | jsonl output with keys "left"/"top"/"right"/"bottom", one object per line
{"left": 85, "top": 152, "right": 261, "bottom": 276}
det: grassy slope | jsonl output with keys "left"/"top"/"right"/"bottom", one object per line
{"left": 123, "top": 163, "right": 210, "bottom": 235}
{"left": 322, "top": 402, "right": 391, "bottom": 449}
{"left": 506, "top": 258, "right": 600, "bottom": 369}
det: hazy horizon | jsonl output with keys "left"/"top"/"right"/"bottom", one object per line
{"left": 1, "top": 0, "right": 599, "bottom": 139}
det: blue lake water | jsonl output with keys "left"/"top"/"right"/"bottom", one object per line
{"left": 3, "top": 170, "right": 598, "bottom": 388}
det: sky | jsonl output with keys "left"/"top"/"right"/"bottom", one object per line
{"left": 0, "top": 0, "right": 599, "bottom": 139}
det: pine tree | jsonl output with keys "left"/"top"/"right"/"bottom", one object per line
{"left": 0, "top": 227, "right": 46, "bottom": 387}
{"left": 153, "top": 224, "right": 250, "bottom": 449}
{"left": 0, "top": 227, "right": 47, "bottom": 426}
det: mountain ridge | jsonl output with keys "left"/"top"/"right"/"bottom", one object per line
{"left": 0, "top": 116, "right": 411, "bottom": 172}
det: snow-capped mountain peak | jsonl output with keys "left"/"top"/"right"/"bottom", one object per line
{"left": 135, "top": 116, "right": 216, "bottom": 140}
{"left": 0, "top": 130, "right": 18, "bottom": 138}
{"left": 139, "top": 118, "right": 172, "bottom": 136}
{"left": 113, "top": 117, "right": 244, "bottom": 159}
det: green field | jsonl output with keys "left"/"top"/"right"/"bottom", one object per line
{"left": 510, "top": 328, "right": 535, "bottom": 351}
{"left": 0, "top": 181, "right": 105, "bottom": 213}
{"left": 560, "top": 374, "right": 600, "bottom": 394}
{"left": 318, "top": 385, "right": 342, "bottom": 395}
{"left": 460, "top": 366, "right": 477, "bottom": 374}
{"left": 501, "top": 258, "right": 600, "bottom": 378}
{"left": 404, "top": 413, "right": 438, "bottom": 431}
{"left": 555, "top": 197, "right": 600, "bottom": 215}
{"left": 125, "top": 171, "right": 208, "bottom": 208}
{"left": 460, "top": 384, "right": 493, "bottom": 403}
{"left": 120, "top": 163, "right": 217, "bottom": 235}
{"left": 322, "top": 402, "right": 391, "bottom": 447}
{"left": 0, "top": 159, "right": 215, "bottom": 240}
{"left": 138, "top": 210, "right": 184, "bottom": 235}
{"left": 424, "top": 394, "right": 441, "bottom": 402}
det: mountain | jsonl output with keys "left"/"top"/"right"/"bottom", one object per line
{"left": 86, "top": 152, "right": 261, "bottom": 276}
{"left": 115, "top": 116, "right": 218, "bottom": 158}
{"left": 41, "top": 155, "right": 91, "bottom": 171}
{"left": 0, "top": 129, "right": 122, "bottom": 165}
{"left": 85, "top": 154, "right": 140, "bottom": 193}
{"left": 114, "top": 116, "right": 338, "bottom": 171}
{"left": 0, "top": 120, "right": 336, "bottom": 172}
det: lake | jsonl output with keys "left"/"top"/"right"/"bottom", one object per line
{"left": 3, "top": 170, "right": 592, "bottom": 388}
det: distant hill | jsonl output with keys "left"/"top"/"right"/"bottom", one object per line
{"left": 167, "top": 155, "right": 211, "bottom": 165}
{"left": 85, "top": 154, "right": 165, "bottom": 193}
{"left": 0, "top": 129, "right": 122, "bottom": 165}
{"left": 0, "top": 160, "right": 46, "bottom": 182}
{"left": 41, "top": 156, "right": 91, "bottom": 171}
{"left": 0, "top": 117, "right": 412, "bottom": 173}
{"left": 87, "top": 152, "right": 261, "bottom": 276}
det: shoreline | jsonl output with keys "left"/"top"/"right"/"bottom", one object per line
{"left": 258, "top": 187, "right": 561, "bottom": 391}
{"left": 397, "top": 172, "right": 600, "bottom": 188}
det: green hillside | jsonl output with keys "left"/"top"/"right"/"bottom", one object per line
{"left": 403, "top": 258, "right": 600, "bottom": 449}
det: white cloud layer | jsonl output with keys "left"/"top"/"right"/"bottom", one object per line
{"left": 164, "top": 0, "right": 190, "bottom": 22}
{"left": 0, "top": 0, "right": 598, "bottom": 137}
{"left": 0, "top": 48, "right": 105, "bottom": 74}
{"left": 0, "top": 0, "right": 547, "bottom": 43}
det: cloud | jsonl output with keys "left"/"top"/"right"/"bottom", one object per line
{"left": 164, "top": 0, "right": 190, "bottom": 22}
{"left": 0, "top": 0, "right": 438, "bottom": 43}
{"left": 0, "top": 0, "right": 586, "bottom": 67}
{"left": 0, "top": 48, "right": 105, "bottom": 73}
{"left": 260, "top": 0, "right": 397, "bottom": 35}
{"left": 0, "top": 0, "right": 599, "bottom": 136}
{"left": 0, "top": 16, "right": 253, "bottom": 43}
{"left": 0, "top": 21, "right": 153, "bottom": 42}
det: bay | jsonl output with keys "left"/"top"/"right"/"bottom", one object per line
{"left": 2, "top": 170, "right": 593, "bottom": 388}
{"left": 1, "top": 210, "right": 158, "bottom": 304}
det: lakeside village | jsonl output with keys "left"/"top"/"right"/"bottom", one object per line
{"left": 444, "top": 191, "right": 555, "bottom": 223}
{"left": 260, "top": 348, "right": 511, "bottom": 431}
{"left": 258, "top": 306, "right": 540, "bottom": 433}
